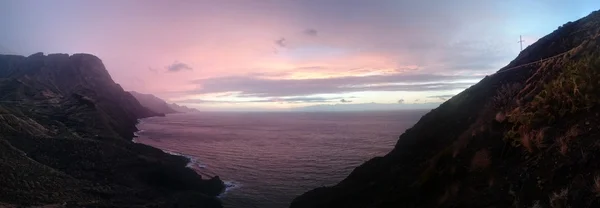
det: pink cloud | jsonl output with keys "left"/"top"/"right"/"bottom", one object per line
{"left": 5, "top": 0, "right": 584, "bottom": 109}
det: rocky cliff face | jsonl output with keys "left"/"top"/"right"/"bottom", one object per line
{"left": 130, "top": 91, "right": 200, "bottom": 114}
{"left": 130, "top": 91, "right": 179, "bottom": 115}
{"left": 0, "top": 53, "right": 224, "bottom": 207}
{"left": 292, "top": 10, "right": 600, "bottom": 208}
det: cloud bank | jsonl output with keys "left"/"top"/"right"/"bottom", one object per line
{"left": 186, "top": 73, "right": 481, "bottom": 98}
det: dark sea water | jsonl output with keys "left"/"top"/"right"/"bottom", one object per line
{"left": 135, "top": 110, "right": 427, "bottom": 208}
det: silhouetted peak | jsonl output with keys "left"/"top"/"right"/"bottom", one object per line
{"left": 27, "top": 52, "right": 44, "bottom": 58}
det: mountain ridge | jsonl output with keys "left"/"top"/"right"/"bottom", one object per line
{"left": 169, "top": 102, "right": 201, "bottom": 113}
{"left": 130, "top": 91, "right": 200, "bottom": 114}
{"left": 129, "top": 91, "right": 179, "bottom": 114}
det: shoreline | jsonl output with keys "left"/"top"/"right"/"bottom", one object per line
{"left": 134, "top": 116, "right": 238, "bottom": 196}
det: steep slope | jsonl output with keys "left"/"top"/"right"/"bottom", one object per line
{"left": 292, "top": 10, "right": 600, "bottom": 208}
{"left": 130, "top": 91, "right": 178, "bottom": 114}
{"left": 0, "top": 53, "right": 225, "bottom": 207}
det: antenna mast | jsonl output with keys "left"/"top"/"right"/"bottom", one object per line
{"left": 518, "top": 35, "right": 524, "bottom": 51}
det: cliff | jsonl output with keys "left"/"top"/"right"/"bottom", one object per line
{"left": 130, "top": 91, "right": 200, "bottom": 114}
{"left": 0, "top": 53, "right": 225, "bottom": 207}
{"left": 292, "top": 10, "right": 600, "bottom": 208}
{"left": 169, "top": 103, "right": 200, "bottom": 113}
{"left": 130, "top": 91, "right": 179, "bottom": 115}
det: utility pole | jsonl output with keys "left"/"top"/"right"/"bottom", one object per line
{"left": 518, "top": 35, "right": 524, "bottom": 51}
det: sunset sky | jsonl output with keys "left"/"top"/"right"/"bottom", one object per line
{"left": 1, "top": 0, "right": 598, "bottom": 110}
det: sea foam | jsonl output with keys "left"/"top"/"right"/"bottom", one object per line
{"left": 135, "top": 118, "right": 240, "bottom": 197}
{"left": 162, "top": 149, "right": 208, "bottom": 170}
{"left": 218, "top": 181, "right": 240, "bottom": 198}
{"left": 160, "top": 149, "right": 241, "bottom": 197}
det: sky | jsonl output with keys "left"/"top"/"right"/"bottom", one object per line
{"left": 1, "top": 0, "right": 598, "bottom": 111}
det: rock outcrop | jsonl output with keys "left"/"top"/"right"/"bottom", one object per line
{"left": 0, "top": 53, "right": 224, "bottom": 207}
{"left": 292, "top": 10, "right": 600, "bottom": 208}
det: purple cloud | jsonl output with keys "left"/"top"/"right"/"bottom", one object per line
{"left": 166, "top": 61, "right": 193, "bottom": 72}
{"left": 304, "top": 29, "right": 318, "bottom": 36}
{"left": 275, "top": 38, "right": 286, "bottom": 48}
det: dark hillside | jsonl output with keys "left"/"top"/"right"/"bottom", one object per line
{"left": 292, "top": 10, "right": 600, "bottom": 208}
{"left": 0, "top": 53, "right": 224, "bottom": 207}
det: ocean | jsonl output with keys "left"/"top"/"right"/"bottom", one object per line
{"left": 134, "top": 110, "right": 427, "bottom": 208}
